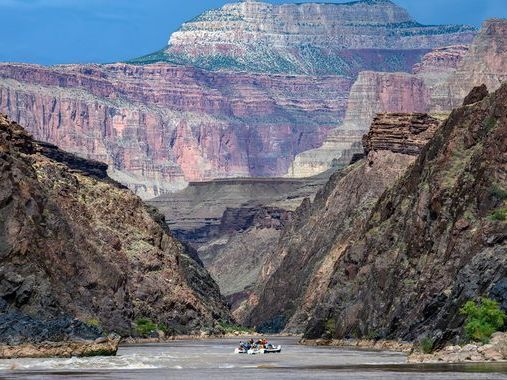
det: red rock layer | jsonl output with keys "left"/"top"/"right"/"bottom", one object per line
{"left": 0, "top": 63, "right": 352, "bottom": 197}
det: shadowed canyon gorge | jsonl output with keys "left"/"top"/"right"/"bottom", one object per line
{"left": 0, "top": 0, "right": 507, "bottom": 365}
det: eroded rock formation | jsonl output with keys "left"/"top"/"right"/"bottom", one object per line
{"left": 245, "top": 112, "right": 441, "bottom": 329}
{"left": 0, "top": 63, "right": 351, "bottom": 198}
{"left": 288, "top": 18, "right": 507, "bottom": 178}
{"left": 288, "top": 71, "right": 434, "bottom": 177}
{"left": 0, "top": 114, "right": 230, "bottom": 344}
{"left": 248, "top": 84, "right": 507, "bottom": 346}
{"left": 149, "top": 173, "right": 333, "bottom": 315}
{"left": 135, "top": 0, "right": 475, "bottom": 75}
{"left": 0, "top": 1, "right": 478, "bottom": 196}
{"left": 447, "top": 19, "right": 507, "bottom": 108}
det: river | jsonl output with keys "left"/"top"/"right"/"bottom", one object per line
{"left": 1, "top": 337, "right": 507, "bottom": 379}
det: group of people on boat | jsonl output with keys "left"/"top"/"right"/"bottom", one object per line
{"left": 238, "top": 338, "right": 275, "bottom": 351}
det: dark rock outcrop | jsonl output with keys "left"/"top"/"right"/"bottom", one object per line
{"left": 302, "top": 83, "right": 507, "bottom": 345}
{"left": 244, "top": 112, "right": 441, "bottom": 330}
{"left": 0, "top": 114, "right": 231, "bottom": 345}
{"left": 462, "top": 84, "right": 489, "bottom": 106}
{"left": 362, "top": 113, "right": 440, "bottom": 156}
{"left": 248, "top": 83, "right": 507, "bottom": 345}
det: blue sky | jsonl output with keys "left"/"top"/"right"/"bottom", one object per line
{"left": 0, "top": 0, "right": 505, "bottom": 65}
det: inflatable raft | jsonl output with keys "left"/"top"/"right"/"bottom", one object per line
{"left": 234, "top": 345, "right": 282, "bottom": 354}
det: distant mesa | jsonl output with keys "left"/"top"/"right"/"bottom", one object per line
{"left": 130, "top": 0, "right": 476, "bottom": 75}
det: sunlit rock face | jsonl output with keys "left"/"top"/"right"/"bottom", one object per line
{"left": 140, "top": 0, "right": 475, "bottom": 75}
{"left": 245, "top": 112, "right": 442, "bottom": 330}
{"left": 445, "top": 19, "right": 507, "bottom": 109}
{"left": 0, "top": 63, "right": 351, "bottom": 197}
{"left": 0, "top": 115, "right": 231, "bottom": 342}
{"left": 287, "top": 71, "right": 432, "bottom": 177}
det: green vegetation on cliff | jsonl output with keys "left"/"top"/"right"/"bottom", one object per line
{"left": 460, "top": 298, "right": 506, "bottom": 343}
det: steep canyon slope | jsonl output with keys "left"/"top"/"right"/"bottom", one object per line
{"left": 245, "top": 112, "right": 441, "bottom": 329}
{"left": 149, "top": 171, "right": 335, "bottom": 313}
{"left": 0, "top": 115, "right": 230, "bottom": 344}
{"left": 0, "top": 0, "right": 475, "bottom": 196}
{"left": 248, "top": 84, "right": 507, "bottom": 345}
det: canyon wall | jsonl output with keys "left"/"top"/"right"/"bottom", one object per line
{"left": 0, "top": 63, "right": 351, "bottom": 198}
{"left": 149, "top": 172, "right": 333, "bottom": 314}
{"left": 0, "top": 1, "right": 477, "bottom": 197}
{"left": 247, "top": 84, "right": 507, "bottom": 344}
{"left": 287, "top": 72, "right": 433, "bottom": 177}
{"left": 245, "top": 113, "right": 440, "bottom": 330}
{"left": 289, "top": 19, "right": 507, "bottom": 178}
{"left": 301, "top": 84, "right": 507, "bottom": 344}
{"left": 0, "top": 114, "right": 230, "bottom": 343}
{"left": 446, "top": 19, "right": 507, "bottom": 108}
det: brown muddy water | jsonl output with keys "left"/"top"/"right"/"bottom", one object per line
{"left": 1, "top": 337, "right": 507, "bottom": 379}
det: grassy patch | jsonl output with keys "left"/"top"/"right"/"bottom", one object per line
{"left": 325, "top": 318, "right": 336, "bottom": 336}
{"left": 419, "top": 337, "right": 434, "bottom": 354}
{"left": 490, "top": 208, "right": 507, "bottom": 222}
{"left": 484, "top": 116, "right": 498, "bottom": 132}
{"left": 135, "top": 318, "right": 159, "bottom": 337}
{"left": 217, "top": 321, "right": 255, "bottom": 334}
{"left": 490, "top": 184, "right": 507, "bottom": 201}
{"left": 86, "top": 318, "right": 101, "bottom": 328}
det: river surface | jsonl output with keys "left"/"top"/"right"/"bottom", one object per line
{"left": 1, "top": 337, "right": 507, "bottom": 379}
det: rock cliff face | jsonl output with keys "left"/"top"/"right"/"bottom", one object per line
{"left": 248, "top": 84, "right": 507, "bottom": 345}
{"left": 245, "top": 112, "right": 441, "bottom": 330}
{"left": 0, "top": 63, "right": 351, "bottom": 197}
{"left": 0, "top": 2, "right": 478, "bottom": 196}
{"left": 135, "top": 0, "right": 475, "bottom": 75}
{"left": 446, "top": 19, "right": 507, "bottom": 109}
{"left": 362, "top": 113, "right": 440, "bottom": 155}
{"left": 288, "top": 71, "right": 434, "bottom": 177}
{"left": 0, "top": 115, "right": 230, "bottom": 344}
{"left": 300, "top": 84, "right": 507, "bottom": 344}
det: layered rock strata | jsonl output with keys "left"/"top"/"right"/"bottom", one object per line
{"left": 149, "top": 171, "right": 334, "bottom": 315}
{"left": 300, "top": 84, "right": 507, "bottom": 344}
{"left": 244, "top": 112, "right": 440, "bottom": 329}
{"left": 288, "top": 18, "right": 507, "bottom": 178}
{"left": 446, "top": 19, "right": 507, "bottom": 108}
{"left": 135, "top": 0, "right": 475, "bottom": 75}
{"left": 288, "top": 71, "right": 433, "bottom": 177}
{"left": 0, "top": 114, "right": 231, "bottom": 344}
{"left": 0, "top": 2, "right": 478, "bottom": 195}
{"left": 0, "top": 63, "right": 351, "bottom": 197}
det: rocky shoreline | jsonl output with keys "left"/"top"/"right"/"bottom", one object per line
{"left": 302, "top": 333, "right": 507, "bottom": 364}
{"left": 300, "top": 338, "right": 414, "bottom": 353}
{"left": 409, "top": 333, "right": 507, "bottom": 363}
{"left": 0, "top": 335, "right": 121, "bottom": 359}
